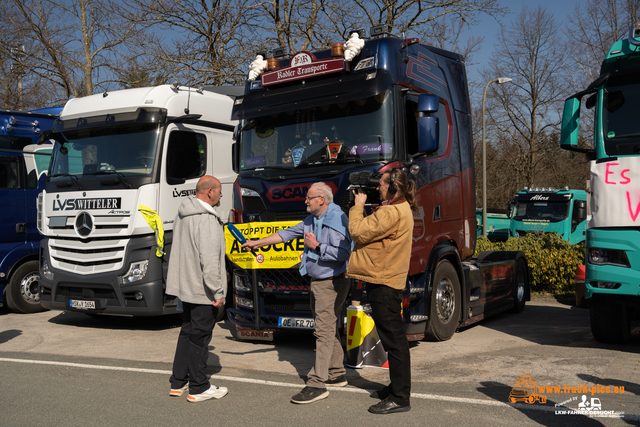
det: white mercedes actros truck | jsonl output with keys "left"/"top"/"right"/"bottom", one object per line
{"left": 37, "top": 84, "right": 238, "bottom": 315}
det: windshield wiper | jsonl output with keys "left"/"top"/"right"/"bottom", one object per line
{"left": 245, "top": 165, "right": 294, "bottom": 171}
{"left": 299, "top": 157, "right": 364, "bottom": 167}
{"left": 51, "top": 173, "right": 84, "bottom": 190}
{"left": 90, "top": 170, "right": 132, "bottom": 188}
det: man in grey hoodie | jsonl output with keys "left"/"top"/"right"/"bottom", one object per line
{"left": 167, "top": 175, "right": 229, "bottom": 403}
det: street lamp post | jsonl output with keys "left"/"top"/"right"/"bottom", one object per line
{"left": 482, "top": 77, "right": 512, "bottom": 238}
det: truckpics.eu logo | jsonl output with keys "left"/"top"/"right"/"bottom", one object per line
{"left": 509, "top": 372, "right": 626, "bottom": 419}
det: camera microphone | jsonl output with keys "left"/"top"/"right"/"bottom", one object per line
{"left": 348, "top": 170, "right": 373, "bottom": 185}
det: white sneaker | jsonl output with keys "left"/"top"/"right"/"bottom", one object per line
{"left": 187, "top": 385, "right": 229, "bottom": 402}
{"left": 169, "top": 384, "right": 188, "bottom": 397}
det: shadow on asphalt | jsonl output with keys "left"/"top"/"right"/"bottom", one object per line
{"left": 215, "top": 319, "right": 389, "bottom": 393}
{"left": 459, "top": 302, "right": 640, "bottom": 354}
{"left": 0, "top": 329, "right": 22, "bottom": 344}
{"left": 47, "top": 310, "right": 184, "bottom": 330}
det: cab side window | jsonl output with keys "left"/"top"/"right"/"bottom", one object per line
{"left": 166, "top": 131, "right": 206, "bottom": 182}
{"left": 0, "top": 156, "right": 21, "bottom": 189}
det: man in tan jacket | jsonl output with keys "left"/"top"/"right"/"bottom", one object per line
{"left": 348, "top": 168, "right": 417, "bottom": 414}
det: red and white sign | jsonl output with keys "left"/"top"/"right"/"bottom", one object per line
{"left": 261, "top": 51, "right": 345, "bottom": 86}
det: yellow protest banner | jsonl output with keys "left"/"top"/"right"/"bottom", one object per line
{"left": 225, "top": 221, "right": 304, "bottom": 269}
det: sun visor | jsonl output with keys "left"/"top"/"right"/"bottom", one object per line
{"left": 232, "top": 71, "right": 392, "bottom": 121}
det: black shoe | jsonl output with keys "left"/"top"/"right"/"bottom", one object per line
{"left": 370, "top": 386, "right": 390, "bottom": 399}
{"left": 325, "top": 375, "right": 348, "bottom": 387}
{"left": 368, "top": 397, "right": 411, "bottom": 414}
{"left": 291, "top": 386, "right": 329, "bottom": 404}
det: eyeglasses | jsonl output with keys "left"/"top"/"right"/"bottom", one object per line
{"left": 305, "top": 195, "right": 322, "bottom": 201}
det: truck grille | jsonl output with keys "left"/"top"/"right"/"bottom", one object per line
{"left": 47, "top": 215, "right": 129, "bottom": 237}
{"left": 257, "top": 268, "right": 311, "bottom": 292}
{"left": 48, "top": 237, "right": 128, "bottom": 274}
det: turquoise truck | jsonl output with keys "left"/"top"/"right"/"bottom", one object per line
{"left": 561, "top": 23, "right": 640, "bottom": 343}
{"left": 507, "top": 187, "right": 588, "bottom": 245}
{"left": 475, "top": 208, "right": 509, "bottom": 241}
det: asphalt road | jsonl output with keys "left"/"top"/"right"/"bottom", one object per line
{"left": 1, "top": 299, "right": 639, "bottom": 426}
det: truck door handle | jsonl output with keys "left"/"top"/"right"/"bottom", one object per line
{"left": 16, "top": 223, "right": 26, "bottom": 234}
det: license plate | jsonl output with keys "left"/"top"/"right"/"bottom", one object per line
{"left": 70, "top": 299, "right": 95, "bottom": 310}
{"left": 236, "top": 329, "right": 274, "bottom": 341}
{"left": 278, "top": 317, "right": 314, "bottom": 329}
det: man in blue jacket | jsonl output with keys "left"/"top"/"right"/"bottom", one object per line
{"left": 242, "top": 182, "right": 352, "bottom": 404}
{"left": 167, "top": 175, "right": 229, "bottom": 403}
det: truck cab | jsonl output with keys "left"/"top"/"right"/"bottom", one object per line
{"left": 227, "top": 27, "right": 528, "bottom": 342}
{"left": 561, "top": 23, "right": 640, "bottom": 343}
{"left": 0, "top": 107, "right": 61, "bottom": 313}
{"left": 507, "top": 187, "right": 587, "bottom": 245}
{"left": 38, "top": 85, "right": 238, "bottom": 316}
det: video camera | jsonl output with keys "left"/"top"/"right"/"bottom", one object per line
{"left": 347, "top": 170, "right": 382, "bottom": 206}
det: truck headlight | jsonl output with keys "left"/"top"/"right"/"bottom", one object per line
{"left": 42, "top": 258, "right": 54, "bottom": 281}
{"left": 235, "top": 296, "right": 254, "bottom": 309}
{"left": 118, "top": 260, "right": 149, "bottom": 285}
{"left": 233, "top": 272, "right": 251, "bottom": 292}
{"left": 588, "top": 248, "right": 630, "bottom": 267}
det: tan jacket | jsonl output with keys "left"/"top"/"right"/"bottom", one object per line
{"left": 347, "top": 199, "right": 414, "bottom": 289}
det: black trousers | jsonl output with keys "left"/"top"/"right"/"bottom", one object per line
{"left": 366, "top": 282, "right": 411, "bottom": 405}
{"left": 169, "top": 302, "right": 218, "bottom": 395}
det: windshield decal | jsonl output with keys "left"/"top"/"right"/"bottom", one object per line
{"left": 291, "top": 147, "right": 305, "bottom": 167}
{"left": 243, "top": 156, "right": 265, "bottom": 169}
{"left": 349, "top": 143, "right": 392, "bottom": 155}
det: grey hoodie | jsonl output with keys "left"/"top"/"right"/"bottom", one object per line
{"left": 166, "top": 197, "right": 227, "bottom": 304}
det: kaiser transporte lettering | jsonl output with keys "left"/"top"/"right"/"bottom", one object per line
{"left": 53, "top": 197, "right": 121, "bottom": 211}
{"left": 225, "top": 221, "right": 304, "bottom": 269}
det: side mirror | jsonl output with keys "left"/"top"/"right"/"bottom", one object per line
{"left": 506, "top": 199, "right": 514, "bottom": 218}
{"left": 232, "top": 124, "right": 241, "bottom": 174}
{"left": 560, "top": 97, "right": 581, "bottom": 150}
{"left": 415, "top": 94, "right": 440, "bottom": 155}
{"left": 572, "top": 200, "right": 587, "bottom": 225}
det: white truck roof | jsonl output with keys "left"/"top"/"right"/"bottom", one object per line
{"left": 60, "top": 85, "right": 236, "bottom": 126}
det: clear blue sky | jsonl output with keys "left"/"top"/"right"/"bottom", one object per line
{"left": 463, "top": 0, "right": 580, "bottom": 86}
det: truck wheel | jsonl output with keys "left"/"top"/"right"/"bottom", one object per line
{"left": 512, "top": 258, "right": 528, "bottom": 313}
{"left": 590, "top": 300, "right": 631, "bottom": 344}
{"left": 5, "top": 261, "right": 46, "bottom": 314}
{"left": 425, "top": 260, "right": 461, "bottom": 341}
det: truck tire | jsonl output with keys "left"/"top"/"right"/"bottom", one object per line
{"left": 590, "top": 300, "right": 631, "bottom": 344}
{"left": 512, "top": 258, "right": 528, "bottom": 313}
{"left": 425, "top": 260, "right": 461, "bottom": 341}
{"left": 5, "top": 261, "right": 46, "bottom": 314}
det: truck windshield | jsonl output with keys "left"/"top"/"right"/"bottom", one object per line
{"left": 240, "top": 91, "right": 393, "bottom": 171}
{"left": 49, "top": 123, "right": 161, "bottom": 180}
{"left": 512, "top": 201, "right": 570, "bottom": 222}
{"left": 602, "top": 71, "right": 640, "bottom": 155}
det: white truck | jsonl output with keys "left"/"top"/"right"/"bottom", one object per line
{"left": 37, "top": 84, "right": 238, "bottom": 315}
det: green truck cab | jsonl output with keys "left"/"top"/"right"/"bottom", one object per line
{"left": 507, "top": 187, "right": 588, "bottom": 245}
{"left": 561, "top": 23, "right": 640, "bottom": 343}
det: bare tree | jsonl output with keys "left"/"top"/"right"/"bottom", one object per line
{"left": 482, "top": 6, "right": 569, "bottom": 189}
{"left": 565, "top": 0, "right": 640, "bottom": 89}
{"left": 258, "top": 0, "right": 326, "bottom": 52}
{"left": 128, "top": 0, "right": 258, "bottom": 86}
{"left": 350, "top": 0, "right": 504, "bottom": 35}
{"left": 1, "top": 0, "right": 152, "bottom": 102}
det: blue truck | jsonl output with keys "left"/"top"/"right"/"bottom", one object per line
{"left": 0, "top": 107, "right": 61, "bottom": 313}
{"left": 226, "top": 27, "right": 529, "bottom": 342}
{"left": 561, "top": 23, "right": 640, "bottom": 343}
{"left": 507, "top": 187, "right": 588, "bottom": 245}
